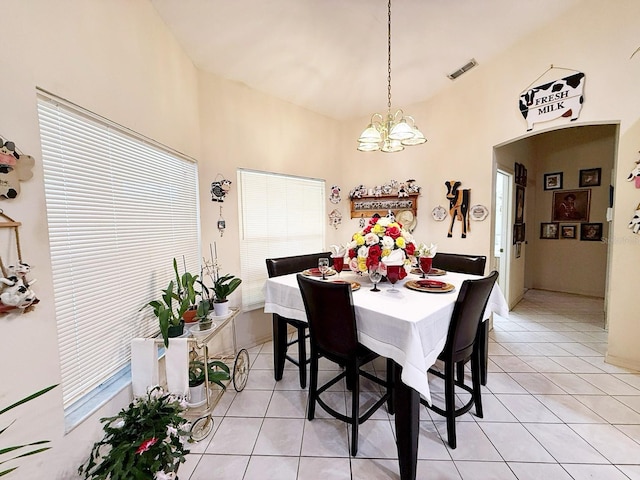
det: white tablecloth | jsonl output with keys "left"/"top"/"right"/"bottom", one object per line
{"left": 263, "top": 270, "right": 509, "bottom": 403}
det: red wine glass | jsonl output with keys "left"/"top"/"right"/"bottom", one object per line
{"left": 419, "top": 257, "right": 433, "bottom": 279}
{"left": 386, "top": 265, "right": 402, "bottom": 293}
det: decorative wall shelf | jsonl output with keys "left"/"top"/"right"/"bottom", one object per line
{"left": 350, "top": 194, "right": 419, "bottom": 219}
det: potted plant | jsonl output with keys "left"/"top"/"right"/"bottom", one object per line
{"left": 78, "top": 386, "right": 190, "bottom": 480}
{"left": 188, "top": 359, "right": 230, "bottom": 406}
{"left": 141, "top": 259, "right": 201, "bottom": 347}
{"left": 173, "top": 259, "right": 200, "bottom": 324}
{"left": 212, "top": 273, "right": 242, "bottom": 316}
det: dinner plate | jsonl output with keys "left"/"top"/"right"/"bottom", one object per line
{"left": 405, "top": 280, "right": 455, "bottom": 293}
{"left": 330, "top": 279, "right": 361, "bottom": 291}
{"left": 410, "top": 267, "right": 446, "bottom": 276}
{"left": 302, "top": 268, "right": 337, "bottom": 277}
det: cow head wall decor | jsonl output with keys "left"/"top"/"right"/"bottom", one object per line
{"left": 0, "top": 137, "right": 35, "bottom": 200}
{"left": 211, "top": 177, "right": 232, "bottom": 202}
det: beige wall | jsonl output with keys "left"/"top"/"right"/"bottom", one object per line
{"left": 1, "top": 0, "right": 640, "bottom": 477}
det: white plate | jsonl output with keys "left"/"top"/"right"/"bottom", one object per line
{"left": 189, "top": 322, "right": 218, "bottom": 339}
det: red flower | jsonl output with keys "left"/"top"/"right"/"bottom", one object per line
{"left": 369, "top": 217, "right": 379, "bottom": 225}
{"left": 367, "top": 245, "right": 382, "bottom": 268}
{"left": 405, "top": 243, "right": 416, "bottom": 256}
{"left": 136, "top": 437, "right": 158, "bottom": 455}
{"left": 348, "top": 248, "right": 356, "bottom": 259}
{"left": 386, "top": 226, "right": 401, "bottom": 239}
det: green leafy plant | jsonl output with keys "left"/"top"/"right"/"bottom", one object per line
{"left": 141, "top": 258, "right": 202, "bottom": 347}
{"left": 188, "top": 360, "right": 230, "bottom": 389}
{"left": 0, "top": 384, "right": 57, "bottom": 477}
{"left": 212, "top": 274, "right": 242, "bottom": 303}
{"left": 78, "top": 386, "right": 190, "bottom": 480}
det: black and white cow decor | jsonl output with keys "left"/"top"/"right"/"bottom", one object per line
{"left": 519, "top": 72, "right": 585, "bottom": 131}
{"left": 211, "top": 178, "right": 232, "bottom": 202}
{"left": 445, "top": 180, "right": 470, "bottom": 238}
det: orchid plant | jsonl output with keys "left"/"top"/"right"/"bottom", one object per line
{"left": 78, "top": 386, "right": 190, "bottom": 480}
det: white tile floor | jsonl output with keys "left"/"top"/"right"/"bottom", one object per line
{"left": 181, "top": 289, "right": 640, "bottom": 479}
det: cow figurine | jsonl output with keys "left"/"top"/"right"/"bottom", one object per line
{"left": 445, "top": 180, "right": 470, "bottom": 238}
{"left": 627, "top": 157, "right": 640, "bottom": 188}
{"left": 629, "top": 204, "right": 640, "bottom": 235}
{"left": 210, "top": 178, "right": 232, "bottom": 202}
{"left": 519, "top": 72, "right": 585, "bottom": 131}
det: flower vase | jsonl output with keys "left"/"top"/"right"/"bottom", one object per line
{"left": 213, "top": 300, "right": 229, "bottom": 317}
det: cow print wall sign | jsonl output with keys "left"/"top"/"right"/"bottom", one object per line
{"left": 519, "top": 70, "right": 585, "bottom": 131}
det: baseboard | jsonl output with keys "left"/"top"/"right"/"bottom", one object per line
{"left": 605, "top": 353, "right": 640, "bottom": 372}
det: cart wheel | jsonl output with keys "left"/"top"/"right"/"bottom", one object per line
{"left": 233, "top": 348, "right": 250, "bottom": 392}
{"left": 190, "top": 415, "right": 214, "bottom": 442}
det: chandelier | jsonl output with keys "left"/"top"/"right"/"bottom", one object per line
{"left": 357, "top": 0, "right": 427, "bottom": 153}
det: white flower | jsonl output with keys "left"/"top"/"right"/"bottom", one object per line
{"left": 346, "top": 239, "right": 358, "bottom": 250}
{"left": 364, "top": 233, "right": 378, "bottom": 245}
{"left": 402, "top": 231, "right": 414, "bottom": 244}
{"left": 357, "top": 245, "right": 369, "bottom": 258}
{"left": 166, "top": 425, "right": 178, "bottom": 438}
{"left": 377, "top": 217, "right": 391, "bottom": 227}
{"left": 110, "top": 418, "right": 125, "bottom": 429}
{"left": 381, "top": 236, "right": 395, "bottom": 249}
{"left": 155, "top": 471, "right": 176, "bottom": 480}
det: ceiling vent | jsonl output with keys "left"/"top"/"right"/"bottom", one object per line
{"left": 447, "top": 59, "right": 478, "bottom": 80}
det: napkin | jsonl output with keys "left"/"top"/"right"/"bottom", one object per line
{"left": 418, "top": 243, "right": 438, "bottom": 258}
{"left": 329, "top": 244, "right": 347, "bottom": 258}
{"left": 382, "top": 249, "right": 405, "bottom": 266}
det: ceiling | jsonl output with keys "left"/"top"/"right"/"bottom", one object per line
{"left": 150, "top": 0, "right": 580, "bottom": 121}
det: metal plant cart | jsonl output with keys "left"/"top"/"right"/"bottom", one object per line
{"left": 155, "top": 307, "right": 249, "bottom": 442}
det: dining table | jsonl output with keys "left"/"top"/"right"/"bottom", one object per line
{"left": 263, "top": 268, "right": 509, "bottom": 480}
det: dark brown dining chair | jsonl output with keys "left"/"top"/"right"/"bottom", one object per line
{"left": 266, "top": 252, "right": 332, "bottom": 388}
{"left": 297, "top": 274, "right": 393, "bottom": 456}
{"left": 431, "top": 252, "right": 490, "bottom": 385}
{"left": 421, "top": 270, "right": 498, "bottom": 449}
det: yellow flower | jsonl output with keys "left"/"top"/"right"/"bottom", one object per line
{"left": 357, "top": 257, "right": 368, "bottom": 272}
{"left": 381, "top": 248, "right": 391, "bottom": 257}
{"left": 395, "top": 237, "right": 406, "bottom": 248}
{"left": 372, "top": 223, "right": 385, "bottom": 235}
{"left": 353, "top": 233, "right": 365, "bottom": 246}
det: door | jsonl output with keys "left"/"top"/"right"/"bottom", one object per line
{"left": 494, "top": 169, "right": 512, "bottom": 302}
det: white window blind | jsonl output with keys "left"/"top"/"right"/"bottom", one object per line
{"left": 238, "top": 169, "right": 325, "bottom": 311}
{"left": 37, "top": 93, "right": 200, "bottom": 408}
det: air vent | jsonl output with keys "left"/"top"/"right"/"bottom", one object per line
{"left": 447, "top": 59, "right": 478, "bottom": 80}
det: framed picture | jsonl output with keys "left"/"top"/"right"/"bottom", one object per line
{"left": 579, "top": 168, "right": 601, "bottom": 187}
{"left": 515, "top": 185, "right": 525, "bottom": 224}
{"left": 514, "top": 163, "right": 528, "bottom": 187}
{"left": 552, "top": 189, "right": 591, "bottom": 222}
{"left": 515, "top": 242, "right": 521, "bottom": 258}
{"left": 540, "top": 222, "right": 559, "bottom": 239}
{"left": 581, "top": 222, "right": 603, "bottom": 241}
{"left": 543, "top": 172, "right": 563, "bottom": 190}
{"left": 560, "top": 224, "right": 577, "bottom": 239}
{"left": 513, "top": 223, "right": 525, "bottom": 244}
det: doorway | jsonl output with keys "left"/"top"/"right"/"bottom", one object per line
{"left": 493, "top": 169, "right": 512, "bottom": 305}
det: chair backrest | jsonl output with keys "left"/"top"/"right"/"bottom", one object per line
{"left": 432, "top": 252, "right": 486, "bottom": 276}
{"left": 296, "top": 274, "right": 359, "bottom": 359}
{"left": 266, "top": 252, "right": 333, "bottom": 278}
{"left": 444, "top": 271, "right": 498, "bottom": 362}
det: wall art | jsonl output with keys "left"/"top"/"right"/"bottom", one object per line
{"left": 552, "top": 189, "right": 591, "bottom": 222}
{"left": 561, "top": 224, "right": 577, "bottom": 239}
{"left": 540, "top": 222, "right": 559, "bottom": 239}
{"left": 580, "top": 222, "right": 602, "bottom": 241}
{"left": 543, "top": 172, "right": 563, "bottom": 191}
{"left": 0, "top": 136, "right": 35, "bottom": 200}
{"left": 445, "top": 180, "right": 470, "bottom": 238}
{"left": 579, "top": 168, "right": 601, "bottom": 187}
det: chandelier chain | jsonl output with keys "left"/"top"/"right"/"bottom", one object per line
{"left": 387, "top": 0, "right": 392, "bottom": 113}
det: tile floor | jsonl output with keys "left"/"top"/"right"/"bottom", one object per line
{"left": 181, "top": 289, "right": 640, "bottom": 479}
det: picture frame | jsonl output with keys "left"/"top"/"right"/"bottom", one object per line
{"left": 515, "top": 242, "right": 521, "bottom": 258}
{"left": 515, "top": 185, "right": 525, "bottom": 224}
{"left": 514, "top": 163, "right": 528, "bottom": 187}
{"left": 543, "top": 172, "right": 563, "bottom": 190}
{"left": 540, "top": 222, "right": 559, "bottom": 239}
{"left": 580, "top": 222, "right": 603, "bottom": 241}
{"left": 552, "top": 189, "right": 591, "bottom": 222}
{"left": 513, "top": 223, "right": 525, "bottom": 244}
{"left": 560, "top": 224, "right": 577, "bottom": 239}
{"left": 579, "top": 167, "right": 601, "bottom": 187}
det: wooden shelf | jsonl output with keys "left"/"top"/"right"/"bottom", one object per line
{"left": 350, "top": 194, "right": 419, "bottom": 219}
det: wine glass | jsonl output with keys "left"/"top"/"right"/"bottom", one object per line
{"left": 332, "top": 256, "right": 344, "bottom": 278}
{"left": 419, "top": 256, "right": 433, "bottom": 279}
{"left": 318, "top": 257, "right": 330, "bottom": 280}
{"left": 385, "top": 265, "right": 402, "bottom": 293}
{"left": 368, "top": 265, "right": 382, "bottom": 292}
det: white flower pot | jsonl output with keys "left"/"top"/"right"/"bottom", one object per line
{"left": 188, "top": 383, "right": 206, "bottom": 407}
{"left": 213, "top": 300, "right": 229, "bottom": 317}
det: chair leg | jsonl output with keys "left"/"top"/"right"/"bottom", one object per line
{"left": 296, "top": 325, "right": 307, "bottom": 388}
{"left": 456, "top": 362, "right": 465, "bottom": 384}
{"left": 349, "top": 365, "right": 360, "bottom": 456}
{"left": 471, "top": 348, "right": 484, "bottom": 418}
{"left": 386, "top": 358, "right": 395, "bottom": 415}
{"left": 478, "top": 321, "right": 489, "bottom": 386}
{"left": 307, "top": 351, "right": 319, "bottom": 421}
{"left": 273, "top": 315, "right": 287, "bottom": 381}
{"left": 444, "top": 361, "right": 457, "bottom": 449}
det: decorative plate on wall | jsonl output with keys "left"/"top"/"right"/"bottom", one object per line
{"left": 431, "top": 205, "right": 447, "bottom": 221}
{"left": 469, "top": 204, "right": 489, "bottom": 221}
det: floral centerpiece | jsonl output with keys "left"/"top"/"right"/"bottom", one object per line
{"left": 78, "top": 386, "right": 190, "bottom": 480}
{"left": 347, "top": 214, "right": 417, "bottom": 280}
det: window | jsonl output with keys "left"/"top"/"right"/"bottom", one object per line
{"left": 238, "top": 169, "right": 325, "bottom": 310}
{"left": 37, "top": 92, "right": 200, "bottom": 411}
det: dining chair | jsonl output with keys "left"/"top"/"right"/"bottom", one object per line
{"left": 421, "top": 270, "right": 498, "bottom": 449}
{"left": 265, "top": 252, "right": 332, "bottom": 388}
{"left": 296, "top": 274, "right": 393, "bottom": 456}
{"left": 431, "top": 252, "right": 490, "bottom": 385}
